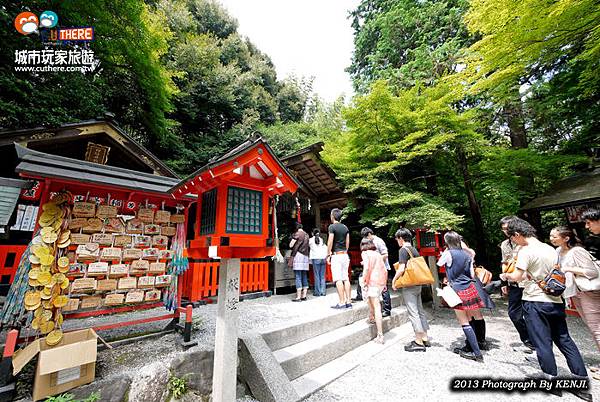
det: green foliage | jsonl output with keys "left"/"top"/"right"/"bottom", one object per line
{"left": 462, "top": 0, "right": 600, "bottom": 99}
{"left": 349, "top": 0, "right": 473, "bottom": 92}
{"left": 0, "top": 0, "right": 314, "bottom": 176}
{"left": 168, "top": 375, "right": 188, "bottom": 399}
{"left": 44, "top": 391, "right": 100, "bottom": 402}
{"left": 458, "top": 0, "right": 600, "bottom": 151}
{"left": 257, "top": 122, "right": 321, "bottom": 157}
{"left": 155, "top": 0, "right": 312, "bottom": 173}
{"left": 473, "top": 147, "right": 588, "bottom": 251}
{"left": 322, "top": 81, "right": 476, "bottom": 231}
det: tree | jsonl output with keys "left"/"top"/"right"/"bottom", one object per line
{"left": 155, "top": 0, "right": 310, "bottom": 174}
{"left": 322, "top": 82, "right": 480, "bottom": 239}
{"left": 276, "top": 76, "right": 313, "bottom": 123}
{"left": 460, "top": 0, "right": 600, "bottom": 152}
{"left": 348, "top": 0, "right": 473, "bottom": 92}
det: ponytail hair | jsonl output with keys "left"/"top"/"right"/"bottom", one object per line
{"left": 552, "top": 226, "right": 581, "bottom": 248}
{"left": 312, "top": 228, "right": 321, "bottom": 245}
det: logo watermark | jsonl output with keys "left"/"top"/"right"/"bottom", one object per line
{"left": 13, "top": 9, "right": 99, "bottom": 73}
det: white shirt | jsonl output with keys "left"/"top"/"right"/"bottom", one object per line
{"left": 515, "top": 238, "right": 562, "bottom": 303}
{"left": 372, "top": 235, "right": 390, "bottom": 270}
{"left": 309, "top": 236, "right": 328, "bottom": 260}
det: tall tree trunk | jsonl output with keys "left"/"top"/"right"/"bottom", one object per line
{"left": 456, "top": 146, "right": 488, "bottom": 265}
{"left": 504, "top": 101, "right": 528, "bottom": 149}
{"left": 504, "top": 98, "right": 535, "bottom": 208}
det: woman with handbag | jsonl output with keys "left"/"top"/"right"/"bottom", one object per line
{"left": 361, "top": 238, "right": 388, "bottom": 344}
{"left": 289, "top": 223, "right": 310, "bottom": 302}
{"left": 550, "top": 226, "right": 600, "bottom": 379}
{"left": 391, "top": 228, "right": 430, "bottom": 352}
{"left": 437, "top": 231, "right": 485, "bottom": 362}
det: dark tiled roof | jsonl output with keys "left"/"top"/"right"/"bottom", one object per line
{"left": 0, "top": 178, "right": 32, "bottom": 227}
{"left": 0, "top": 119, "right": 177, "bottom": 178}
{"left": 14, "top": 144, "right": 182, "bottom": 196}
{"left": 522, "top": 168, "right": 600, "bottom": 211}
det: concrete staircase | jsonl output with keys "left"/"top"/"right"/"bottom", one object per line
{"left": 240, "top": 295, "right": 411, "bottom": 402}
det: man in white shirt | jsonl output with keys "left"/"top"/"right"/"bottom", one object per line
{"left": 500, "top": 218, "right": 589, "bottom": 399}
{"left": 352, "top": 227, "right": 392, "bottom": 317}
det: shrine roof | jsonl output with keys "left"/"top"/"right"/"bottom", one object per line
{"left": 170, "top": 134, "right": 302, "bottom": 194}
{"left": 14, "top": 144, "right": 187, "bottom": 197}
{"left": 522, "top": 167, "right": 600, "bottom": 211}
{"left": 281, "top": 142, "right": 347, "bottom": 209}
{"left": 0, "top": 118, "right": 177, "bottom": 177}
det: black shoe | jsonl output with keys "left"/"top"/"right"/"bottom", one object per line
{"left": 301, "top": 297, "right": 307, "bottom": 301}
{"left": 453, "top": 342, "right": 472, "bottom": 354}
{"left": 404, "top": 341, "right": 426, "bottom": 352}
{"left": 568, "top": 389, "right": 592, "bottom": 402}
{"left": 351, "top": 297, "right": 363, "bottom": 302}
{"left": 423, "top": 340, "right": 431, "bottom": 348}
{"left": 382, "top": 311, "right": 391, "bottom": 317}
{"left": 547, "top": 389, "right": 563, "bottom": 398}
{"left": 292, "top": 298, "right": 302, "bottom": 302}
{"left": 453, "top": 344, "right": 471, "bottom": 354}
{"left": 459, "top": 350, "right": 484, "bottom": 362}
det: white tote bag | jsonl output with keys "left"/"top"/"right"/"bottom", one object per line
{"left": 436, "top": 285, "right": 462, "bottom": 307}
{"left": 572, "top": 249, "right": 600, "bottom": 292}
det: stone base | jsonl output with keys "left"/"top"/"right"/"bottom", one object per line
{"left": 69, "top": 376, "right": 131, "bottom": 402}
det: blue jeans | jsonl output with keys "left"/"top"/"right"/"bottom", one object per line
{"left": 312, "top": 259, "right": 326, "bottom": 295}
{"left": 523, "top": 301, "right": 587, "bottom": 377}
{"left": 295, "top": 270, "right": 308, "bottom": 289}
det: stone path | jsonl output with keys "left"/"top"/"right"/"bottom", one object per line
{"left": 11, "top": 288, "right": 600, "bottom": 401}
{"left": 306, "top": 297, "right": 599, "bottom": 402}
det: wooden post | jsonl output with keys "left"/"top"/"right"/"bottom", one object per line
{"left": 427, "top": 256, "right": 440, "bottom": 310}
{"left": 314, "top": 201, "right": 321, "bottom": 231}
{"left": 212, "top": 258, "right": 241, "bottom": 402}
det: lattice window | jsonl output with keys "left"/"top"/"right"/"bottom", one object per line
{"left": 226, "top": 187, "right": 262, "bottom": 234}
{"left": 420, "top": 232, "right": 436, "bottom": 248}
{"left": 200, "top": 189, "right": 217, "bottom": 235}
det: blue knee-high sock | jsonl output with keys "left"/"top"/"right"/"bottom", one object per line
{"left": 462, "top": 325, "right": 481, "bottom": 356}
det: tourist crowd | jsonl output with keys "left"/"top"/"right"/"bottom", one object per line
{"left": 288, "top": 207, "right": 600, "bottom": 401}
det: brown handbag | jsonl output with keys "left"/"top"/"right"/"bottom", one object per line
{"left": 393, "top": 246, "right": 435, "bottom": 288}
{"left": 475, "top": 266, "right": 493, "bottom": 285}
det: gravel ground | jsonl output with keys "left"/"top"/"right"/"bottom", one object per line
{"left": 10, "top": 289, "right": 600, "bottom": 402}
{"left": 306, "top": 296, "right": 599, "bottom": 402}
{"left": 92, "top": 288, "right": 355, "bottom": 380}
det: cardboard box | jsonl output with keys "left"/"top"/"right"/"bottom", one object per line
{"left": 13, "top": 329, "right": 98, "bottom": 401}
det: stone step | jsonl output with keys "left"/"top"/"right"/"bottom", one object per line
{"left": 273, "top": 309, "right": 408, "bottom": 381}
{"left": 291, "top": 321, "right": 415, "bottom": 399}
{"left": 262, "top": 294, "right": 404, "bottom": 351}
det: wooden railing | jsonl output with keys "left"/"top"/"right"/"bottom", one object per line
{"left": 181, "top": 259, "right": 269, "bottom": 302}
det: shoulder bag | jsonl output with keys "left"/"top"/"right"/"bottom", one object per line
{"left": 572, "top": 248, "right": 600, "bottom": 292}
{"left": 393, "top": 246, "right": 434, "bottom": 288}
{"left": 536, "top": 251, "right": 566, "bottom": 297}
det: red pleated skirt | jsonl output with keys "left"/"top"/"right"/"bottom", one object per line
{"left": 454, "top": 283, "right": 485, "bottom": 310}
